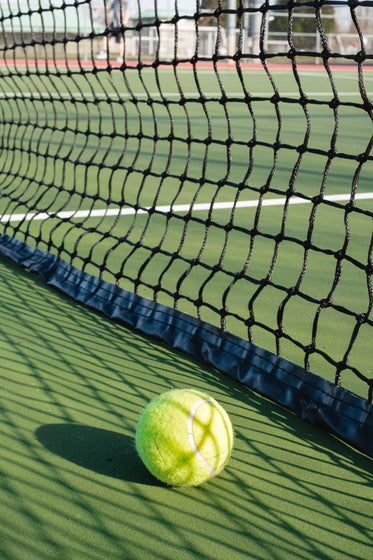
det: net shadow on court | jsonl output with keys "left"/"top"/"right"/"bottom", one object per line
{"left": 1, "top": 255, "right": 372, "bottom": 560}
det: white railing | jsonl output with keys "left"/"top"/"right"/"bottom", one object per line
{"left": 126, "top": 27, "right": 373, "bottom": 61}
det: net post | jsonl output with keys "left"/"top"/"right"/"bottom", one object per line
{"left": 248, "top": 0, "right": 262, "bottom": 60}
{"left": 227, "top": 0, "right": 237, "bottom": 59}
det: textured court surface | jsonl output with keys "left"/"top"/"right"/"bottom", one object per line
{"left": 1, "top": 254, "right": 372, "bottom": 560}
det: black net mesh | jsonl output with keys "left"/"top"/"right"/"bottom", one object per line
{"left": 0, "top": 1, "right": 372, "bottom": 401}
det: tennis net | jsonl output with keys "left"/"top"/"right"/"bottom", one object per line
{"left": 0, "top": 1, "right": 372, "bottom": 451}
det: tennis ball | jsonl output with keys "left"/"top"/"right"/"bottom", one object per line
{"left": 135, "top": 389, "right": 233, "bottom": 487}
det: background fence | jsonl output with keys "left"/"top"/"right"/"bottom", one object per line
{"left": 1, "top": 1, "right": 372, "bottom": 62}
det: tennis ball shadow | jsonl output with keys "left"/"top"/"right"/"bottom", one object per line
{"left": 35, "top": 423, "right": 160, "bottom": 486}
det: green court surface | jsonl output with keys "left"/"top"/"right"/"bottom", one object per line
{"left": 1, "top": 254, "right": 372, "bottom": 560}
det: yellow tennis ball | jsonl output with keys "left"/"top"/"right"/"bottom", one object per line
{"left": 135, "top": 389, "right": 234, "bottom": 487}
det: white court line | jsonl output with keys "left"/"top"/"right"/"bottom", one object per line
{"left": 0, "top": 90, "right": 365, "bottom": 99}
{"left": 1, "top": 193, "right": 372, "bottom": 224}
{"left": 296, "top": 71, "right": 373, "bottom": 81}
